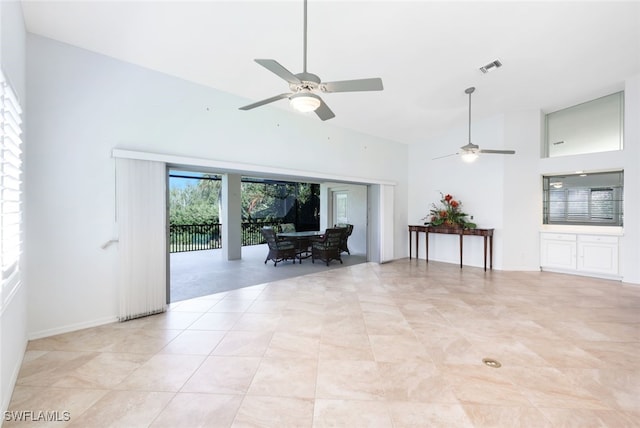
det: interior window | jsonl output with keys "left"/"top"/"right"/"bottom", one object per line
{"left": 545, "top": 91, "right": 624, "bottom": 157}
{"left": 543, "top": 171, "right": 623, "bottom": 226}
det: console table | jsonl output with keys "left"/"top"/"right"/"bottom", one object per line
{"left": 408, "top": 225, "right": 494, "bottom": 271}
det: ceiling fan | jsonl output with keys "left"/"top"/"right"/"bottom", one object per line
{"left": 238, "top": 0, "right": 383, "bottom": 121}
{"left": 434, "top": 87, "right": 516, "bottom": 162}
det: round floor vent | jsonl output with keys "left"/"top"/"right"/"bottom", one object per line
{"left": 482, "top": 358, "right": 502, "bottom": 368}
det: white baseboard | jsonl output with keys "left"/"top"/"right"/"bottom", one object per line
{"left": 28, "top": 315, "right": 119, "bottom": 340}
{"left": 500, "top": 266, "right": 541, "bottom": 272}
{"left": 540, "top": 267, "right": 623, "bottom": 282}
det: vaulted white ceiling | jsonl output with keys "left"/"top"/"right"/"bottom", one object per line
{"left": 21, "top": 0, "right": 640, "bottom": 144}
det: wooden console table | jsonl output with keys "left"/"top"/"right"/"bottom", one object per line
{"left": 408, "top": 225, "right": 494, "bottom": 271}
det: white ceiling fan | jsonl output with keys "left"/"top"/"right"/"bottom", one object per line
{"left": 239, "top": 0, "right": 383, "bottom": 121}
{"left": 434, "top": 87, "right": 516, "bottom": 162}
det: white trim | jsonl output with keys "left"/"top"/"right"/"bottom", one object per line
{"left": 540, "top": 267, "right": 622, "bottom": 282}
{"left": 379, "top": 184, "right": 395, "bottom": 263}
{"left": 112, "top": 149, "right": 397, "bottom": 186}
{"left": 28, "top": 315, "right": 119, "bottom": 340}
{"left": 540, "top": 224, "right": 624, "bottom": 236}
{"left": 1, "top": 338, "right": 27, "bottom": 412}
{"left": 0, "top": 275, "right": 21, "bottom": 317}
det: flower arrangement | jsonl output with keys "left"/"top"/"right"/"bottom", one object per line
{"left": 423, "top": 193, "right": 476, "bottom": 229}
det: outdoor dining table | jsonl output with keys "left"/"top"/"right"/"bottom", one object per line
{"left": 277, "top": 230, "right": 324, "bottom": 261}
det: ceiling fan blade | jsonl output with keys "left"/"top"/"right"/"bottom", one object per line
{"left": 255, "top": 59, "right": 301, "bottom": 84}
{"left": 239, "top": 93, "right": 291, "bottom": 110}
{"left": 321, "top": 78, "right": 383, "bottom": 93}
{"left": 314, "top": 99, "right": 335, "bottom": 121}
{"left": 478, "top": 149, "right": 516, "bottom": 154}
{"left": 432, "top": 153, "right": 459, "bottom": 160}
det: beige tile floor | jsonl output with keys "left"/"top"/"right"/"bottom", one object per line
{"left": 6, "top": 260, "right": 640, "bottom": 427}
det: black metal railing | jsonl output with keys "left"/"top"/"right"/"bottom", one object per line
{"left": 170, "top": 223, "right": 221, "bottom": 253}
{"left": 242, "top": 221, "right": 279, "bottom": 246}
{"left": 169, "top": 221, "right": 282, "bottom": 253}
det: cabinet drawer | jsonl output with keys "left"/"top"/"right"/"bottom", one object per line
{"left": 541, "top": 233, "right": 576, "bottom": 242}
{"left": 579, "top": 235, "right": 618, "bottom": 244}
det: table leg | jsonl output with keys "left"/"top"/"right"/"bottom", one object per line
{"left": 483, "top": 236, "right": 487, "bottom": 271}
{"left": 490, "top": 235, "right": 493, "bottom": 270}
{"left": 409, "top": 230, "right": 412, "bottom": 259}
{"left": 415, "top": 231, "right": 420, "bottom": 260}
{"left": 425, "top": 231, "right": 429, "bottom": 264}
{"left": 459, "top": 233, "right": 463, "bottom": 269}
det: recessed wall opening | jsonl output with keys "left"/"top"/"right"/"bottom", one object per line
{"left": 542, "top": 170, "right": 624, "bottom": 227}
{"left": 167, "top": 168, "right": 369, "bottom": 302}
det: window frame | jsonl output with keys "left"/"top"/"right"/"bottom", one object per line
{"left": 543, "top": 171, "right": 623, "bottom": 227}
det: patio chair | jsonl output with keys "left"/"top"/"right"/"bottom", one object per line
{"left": 334, "top": 223, "right": 353, "bottom": 255}
{"left": 311, "top": 228, "right": 346, "bottom": 266}
{"left": 260, "top": 227, "right": 297, "bottom": 266}
{"left": 280, "top": 223, "right": 296, "bottom": 233}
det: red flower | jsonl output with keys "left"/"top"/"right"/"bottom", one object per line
{"left": 444, "top": 194, "right": 453, "bottom": 202}
{"left": 450, "top": 200, "right": 459, "bottom": 208}
{"left": 439, "top": 210, "right": 447, "bottom": 218}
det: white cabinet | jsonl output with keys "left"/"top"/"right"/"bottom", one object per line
{"left": 540, "top": 232, "right": 619, "bottom": 279}
{"left": 540, "top": 234, "right": 576, "bottom": 270}
{"left": 577, "top": 235, "right": 619, "bottom": 276}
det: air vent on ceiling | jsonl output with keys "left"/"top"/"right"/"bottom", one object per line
{"left": 479, "top": 60, "right": 502, "bottom": 73}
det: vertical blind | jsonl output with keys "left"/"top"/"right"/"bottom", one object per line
{"left": 1, "top": 71, "right": 23, "bottom": 304}
{"left": 115, "top": 158, "right": 167, "bottom": 321}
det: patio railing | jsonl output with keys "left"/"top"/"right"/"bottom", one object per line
{"left": 169, "top": 221, "right": 282, "bottom": 253}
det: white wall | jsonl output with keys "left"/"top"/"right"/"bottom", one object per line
{"left": 408, "top": 75, "right": 640, "bottom": 284}
{"left": 620, "top": 75, "right": 640, "bottom": 284}
{"left": 25, "top": 35, "right": 408, "bottom": 337}
{"left": 1, "top": 0, "right": 27, "bottom": 414}
{"left": 502, "top": 110, "right": 544, "bottom": 270}
{"left": 408, "top": 114, "right": 508, "bottom": 268}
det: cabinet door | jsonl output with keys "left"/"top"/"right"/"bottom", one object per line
{"left": 541, "top": 237, "right": 576, "bottom": 270}
{"left": 578, "top": 236, "right": 619, "bottom": 275}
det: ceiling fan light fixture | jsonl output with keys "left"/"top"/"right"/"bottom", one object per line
{"left": 461, "top": 151, "right": 479, "bottom": 163}
{"left": 289, "top": 92, "right": 321, "bottom": 112}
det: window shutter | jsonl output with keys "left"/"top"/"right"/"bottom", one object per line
{"left": 1, "top": 71, "right": 23, "bottom": 295}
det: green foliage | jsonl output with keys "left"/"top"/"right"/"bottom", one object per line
{"left": 169, "top": 176, "right": 320, "bottom": 227}
{"left": 169, "top": 177, "right": 221, "bottom": 225}
{"left": 426, "top": 192, "right": 476, "bottom": 229}
{"left": 297, "top": 183, "right": 316, "bottom": 204}
{"left": 241, "top": 182, "right": 284, "bottom": 221}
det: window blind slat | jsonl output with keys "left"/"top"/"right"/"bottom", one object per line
{"left": 1, "top": 107, "right": 21, "bottom": 127}
{"left": 1, "top": 84, "right": 22, "bottom": 115}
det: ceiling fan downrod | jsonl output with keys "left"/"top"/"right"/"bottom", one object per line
{"left": 303, "top": 0, "right": 308, "bottom": 74}
{"left": 465, "top": 86, "right": 475, "bottom": 146}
